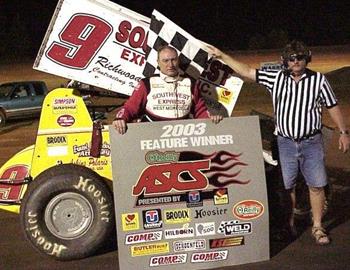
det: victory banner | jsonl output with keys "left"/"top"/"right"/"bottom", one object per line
{"left": 110, "top": 117, "right": 270, "bottom": 269}
{"left": 34, "top": 0, "right": 243, "bottom": 115}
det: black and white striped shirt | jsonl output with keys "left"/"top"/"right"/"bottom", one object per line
{"left": 256, "top": 68, "right": 337, "bottom": 139}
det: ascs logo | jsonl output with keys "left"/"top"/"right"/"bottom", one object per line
{"left": 142, "top": 209, "right": 162, "bottom": 229}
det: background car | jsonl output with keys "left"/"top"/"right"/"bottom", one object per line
{"left": 0, "top": 81, "right": 48, "bottom": 127}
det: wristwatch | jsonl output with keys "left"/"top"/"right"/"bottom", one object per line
{"left": 340, "top": 130, "right": 349, "bottom": 135}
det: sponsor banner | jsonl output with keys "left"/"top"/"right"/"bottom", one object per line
{"left": 195, "top": 222, "right": 216, "bottom": 236}
{"left": 150, "top": 254, "right": 187, "bottom": 267}
{"left": 233, "top": 200, "right": 264, "bottom": 220}
{"left": 135, "top": 188, "right": 220, "bottom": 207}
{"left": 217, "top": 220, "right": 252, "bottom": 235}
{"left": 125, "top": 231, "right": 163, "bottom": 245}
{"left": 209, "top": 237, "right": 244, "bottom": 249}
{"left": 34, "top": 0, "right": 150, "bottom": 96}
{"left": 35, "top": 0, "right": 243, "bottom": 115}
{"left": 111, "top": 117, "right": 270, "bottom": 269}
{"left": 131, "top": 242, "right": 169, "bottom": 257}
{"left": 191, "top": 250, "right": 228, "bottom": 263}
{"left": 173, "top": 239, "right": 206, "bottom": 252}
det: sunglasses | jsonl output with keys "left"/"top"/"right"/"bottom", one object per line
{"left": 288, "top": 54, "right": 307, "bottom": 62}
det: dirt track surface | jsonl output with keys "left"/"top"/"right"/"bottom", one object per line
{"left": 1, "top": 48, "right": 350, "bottom": 269}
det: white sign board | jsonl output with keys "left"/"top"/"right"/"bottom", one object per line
{"left": 110, "top": 117, "right": 270, "bottom": 269}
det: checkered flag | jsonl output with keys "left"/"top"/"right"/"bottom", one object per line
{"left": 143, "top": 10, "right": 209, "bottom": 79}
{"left": 217, "top": 220, "right": 239, "bottom": 234}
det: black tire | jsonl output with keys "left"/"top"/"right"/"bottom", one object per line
{"left": 0, "top": 110, "right": 6, "bottom": 127}
{"left": 20, "top": 164, "right": 115, "bottom": 260}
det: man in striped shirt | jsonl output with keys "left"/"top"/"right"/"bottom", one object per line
{"left": 208, "top": 41, "right": 349, "bottom": 245}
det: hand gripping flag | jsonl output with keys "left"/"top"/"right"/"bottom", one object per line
{"left": 143, "top": 10, "right": 209, "bottom": 79}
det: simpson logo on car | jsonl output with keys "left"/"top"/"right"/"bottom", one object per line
{"left": 173, "top": 239, "right": 206, "bottom": 252}
{"left": 125, "top": 231, "right": 163, "bottom": 245}
{"left": 195, "top": 222, "right": 216, "bottom": 236}
{"left": 121, "top": 213, "right": 139, "bottom": 231}
{"left": 209, "top": 236, "right": 244, "bottom": 249}
{"left": 164, "top": 226, "right": 194, "bottom": 239}
{"left": 191, "top": 250, "right": 228, "bottom": 263}
{"left": 149, "top": 254, "right": 187, "bottom": 266}
{"left": 57, "top": 114, "right": 75, "bottom": 127}
{"left": 52, "top": 97, "right": 77, "bottom": 113}
{"left": 233, "top": 200, "right": 264, "bottom": 220}
{"left": 217, "top": 220, "right": 252, "bottom": 235}
{"left": 164, "top": 209, "right": 190, "bottom": 224}
{"left": 131, "top": 242, "right": 169, "bottom": 257}
{"left": 142, "top": 209, "right": 162, "bottom": 229}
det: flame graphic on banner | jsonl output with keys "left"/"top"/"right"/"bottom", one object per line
{"left": 179, "top": 150, "right": 250, "bottom": 187}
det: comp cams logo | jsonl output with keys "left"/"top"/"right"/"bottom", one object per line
{"left": 191, "top": 250, "right": 228, "bottom": 263}
{"left": 125, "top": 231, "right": 163, "bottom": 245}
{"left": 150, "top": 254, "right": 187, "bottom": 266}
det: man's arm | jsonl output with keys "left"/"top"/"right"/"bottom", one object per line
{"left": 113, "top": 80, "right": 148, "bottom": 134}
{"left": 327, "top": 105, "right": 350, "bottom": 153}
{"left": 207, "top": 45, "right": 256, "bottom": 81}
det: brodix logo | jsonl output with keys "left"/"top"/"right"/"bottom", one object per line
{"left": 232, "top": 200, "right": 264, "bottom": 220}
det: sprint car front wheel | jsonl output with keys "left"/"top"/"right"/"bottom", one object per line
{"left": 20, "top": 164, "right": 115, "bottom": 260}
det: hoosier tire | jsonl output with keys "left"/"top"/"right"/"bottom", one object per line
{"left": 20, "top": 164, "right": 115, "bottom": 260}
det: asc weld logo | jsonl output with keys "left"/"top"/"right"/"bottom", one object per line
{"left": 150, "top": 254, "right": 187, "bottom": 266}
{"left": 195, "top": 222, "right": 216, "bottom": 236}
{"left": 217, "top": 220, "right": 252, "bottom": 235}
{"left": 142, "top": 209, "right": 162, "bottom": 229}
{"left": 173, "top": 239, "right": 206, "bottom": 252}
{"left": 125, "top": 231, "right": 163, "bottom": 245}
{"left": 191, "top": 250, "right": 228, "bottom": 263}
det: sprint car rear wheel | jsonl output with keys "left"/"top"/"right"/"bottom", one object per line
{"left": 20, "top": 164, "right": 115, "bottom": 260}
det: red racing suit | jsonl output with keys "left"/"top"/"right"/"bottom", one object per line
{"left": 116, "top": 73, "right": 210, "bottom": 122}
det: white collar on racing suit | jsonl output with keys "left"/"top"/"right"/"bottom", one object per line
{"left": 159, "top": 72, "right": 180, "bottom": 83}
